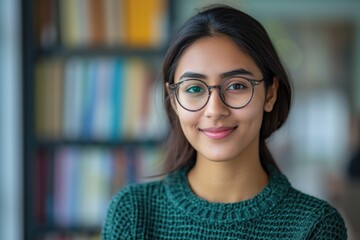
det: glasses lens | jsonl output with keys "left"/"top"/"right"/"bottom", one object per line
{"left": 176, "top": 80, "right": 209, "bottom": 111}
{"left": 174, "top": 77, "right": 255, "bottom": 111}
{"left": 221, "top": 77, "right": 253, "bottom": 108}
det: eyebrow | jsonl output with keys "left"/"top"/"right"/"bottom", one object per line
{"left": 221, "top": 68, "right": 254, "bottom": 79}
{"left": 179, "top": 68, "right": 254, "bottom": 81}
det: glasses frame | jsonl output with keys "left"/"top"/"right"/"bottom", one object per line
{"left": 169, "top": 77, "right": 264, "bottom": 112}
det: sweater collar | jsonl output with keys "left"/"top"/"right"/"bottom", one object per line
{"left": 165, "top": 164, "right": 291, "bottom": 224}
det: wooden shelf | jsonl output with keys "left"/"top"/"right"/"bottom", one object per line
{"left": 35, "top": 46, "right": 169, "bottom": 58}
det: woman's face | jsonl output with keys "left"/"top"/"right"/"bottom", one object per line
{"left": 172, "top": 35, "right": 277, "bottom": 163}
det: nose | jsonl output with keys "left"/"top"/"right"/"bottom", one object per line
{"left": 204, "top": 88, "right": 230, "bottom": 119}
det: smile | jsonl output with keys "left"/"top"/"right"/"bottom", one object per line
{"left": 200, "top": 126, "right": 237, "bottom": 140}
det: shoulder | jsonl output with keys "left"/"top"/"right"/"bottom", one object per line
{"left": 124, "top": 179, "right": 167, "bottom": 203}
{"left": 264, "top": 166, "right": 346, "bottom": 238}
{"left": 285, "top": 188, "right": 337, "bottom": 214}
{"left": 107, "top": 179, "right": 166, "bottom": 213}
{"left": 267, "top": 165, "right": 346, "bottom": 231}
{"left": 283, "top": 187, "right": 347, "bottom": 239}
{"left": 101, "top": 180, "right": 165, "bottom": 239}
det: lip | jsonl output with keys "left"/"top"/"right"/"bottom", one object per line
{"left": 200, "top": 126, "right": 237, "bottom": 140}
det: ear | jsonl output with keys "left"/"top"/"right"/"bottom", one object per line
{"left": 166, "top": 82, "right": 178, "bottom": 113}
{"left": 264, "top": 77, "right": 279, "bottom": 112}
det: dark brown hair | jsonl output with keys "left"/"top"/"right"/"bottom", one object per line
{"left": 161, "top": 5, "right": 292, "bottom": 173}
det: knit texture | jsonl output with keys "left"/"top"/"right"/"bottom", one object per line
{"left": 101, "top": 165, "right": 347, "bottom": 239}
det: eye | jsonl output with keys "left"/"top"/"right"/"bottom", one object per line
{"left": 224, "top": 78, "right": 251, "bottom": 92}
{"left": 227, "top": 83, "right": 247, "bottom": 90}
{"left": 180, "top": 80, "right": 207, "bottom": 94}
{"left": 186, "top": 86, "right": 204, "bottom": 93}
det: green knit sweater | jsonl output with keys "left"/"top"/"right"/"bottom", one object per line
{"left": 101, "top": 165, "right": 347, "bottom": 239}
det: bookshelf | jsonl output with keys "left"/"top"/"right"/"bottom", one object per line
{"left": 22, "top": 0, "right": 173, "bottom": 239}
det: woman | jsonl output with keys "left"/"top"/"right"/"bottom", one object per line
{"left": 102, "top": 5, "right": 347, "bottom": 239}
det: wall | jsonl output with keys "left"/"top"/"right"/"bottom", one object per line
{"left": 0, "top": 0, "right": 22, "bottom": 239}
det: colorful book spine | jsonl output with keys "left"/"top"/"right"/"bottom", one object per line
{"left": 35, "top": 0, "right": 58, "bottom": 48}
{"left": 35, "top": 58, "right": 63, "bottom": 139}
{"left": 46, "top": 146, "right": 163, "bottom": 226}
{"left": 124, "top": 0, "right": 167, "bottom": 47}
{"left": 110, "top": 58, "right": 124, "bottom": 140}
{"left": 34, "top": 57, "right": 167, "bottom": 141}
{"left": 56, "top": 0, "right": 167, "bottom": 47}
{"left": 81, "top": 59, "right": 97, "bottom": 138}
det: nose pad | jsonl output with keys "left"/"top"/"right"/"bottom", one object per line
{"left": 208, "top": 85, "right": 221, "bottom": 93}
{"left": 205, "top": 86, "right": 229, "bottom": 117}
{"left": 208, "top": 86, "right": 224, "bottom": 104}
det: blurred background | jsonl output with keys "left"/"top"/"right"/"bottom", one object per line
{"left": 1, "top": 0, "right": 360, "bottom": 239}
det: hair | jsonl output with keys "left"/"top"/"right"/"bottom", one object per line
{"left": 161, "top": 4, "right": 292, "bottom": 173}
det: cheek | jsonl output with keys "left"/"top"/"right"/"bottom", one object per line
{"left": 236, "top": 94, "right": 266, "bottom": 127}
{"left": 235, "top": 107, "right": 263, "bottom": 129}
{"left": 248, "top": 88, "right": 267, "bottom": 116}
{"left": 176, "top": 108, "right": 199, "bottom": 129}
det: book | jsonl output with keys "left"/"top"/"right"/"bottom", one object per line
{"left": 103, "top": 0, "right": 125, "bottom": 46}
{"left": 60, "top": 57, "right": 167, "bottom": 141}
{"left": 49, "top": 145, "right": 164, "bottom": 227}
{"left": 34, "top": 149, "right": 50, "bottom": 224}
{"left": 53, "top": 147, "right": 78, "bottom": 226}
{"left": 123, "top": 58, "right": 147, "bottom": 139}
{"left": 48, "top": 59, "right": 64, "bottom": 139}
{"left": 124, "top": 0, "right": 167, "bottom": 47}
{"left": 34, "top": 0, "right": 58, "bottom": 48}
{"left": 77, "top": 0, "right": 91, "bottom": 47}
{"left": 58, "top": 0, "right": 168, "bottom": 48}
{"left": 81, "top": 59, "right": 97, "bottom": 138}
{"left": 34, "top": 58, "right": 63, "bottom": 139}
{"left": 112, "top": 148, "right": 127, "bottom": 193}
{"left": 62, "top": 59, "right": 85, "bottom": 139}
{"left": 59, "top": 0, "right": 78, "bottom": 47}
{"left": 92, "top": 58, "right": 112, "bottom": 140}
{"left": 34, "top": 60, "right": 47, "bottom": 138}
{"left": 59, "top": 0, "right": 90, "bottom": 47}
{"left": 110, "top": 58, "right": 125, "bottom": 140}
{"left": 88, "top": 0, "right": 106, "bottom": 46}
{"left": 76, "top": 147, "right": 112, "bottom": 226}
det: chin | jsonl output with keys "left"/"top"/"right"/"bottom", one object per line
{"left": 199, "top": 150, "right": 240, "bottom": 163}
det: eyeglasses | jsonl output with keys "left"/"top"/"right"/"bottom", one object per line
{"left": 169, "top": 77, "right": 264, "bottom": 112}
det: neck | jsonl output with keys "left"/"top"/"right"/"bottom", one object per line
{"left": 187, "top": 155, "right": 268, "bottom": 203}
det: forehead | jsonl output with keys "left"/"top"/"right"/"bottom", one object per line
{"left": 174, "top": 36, "right": 262, "bottom": 80}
